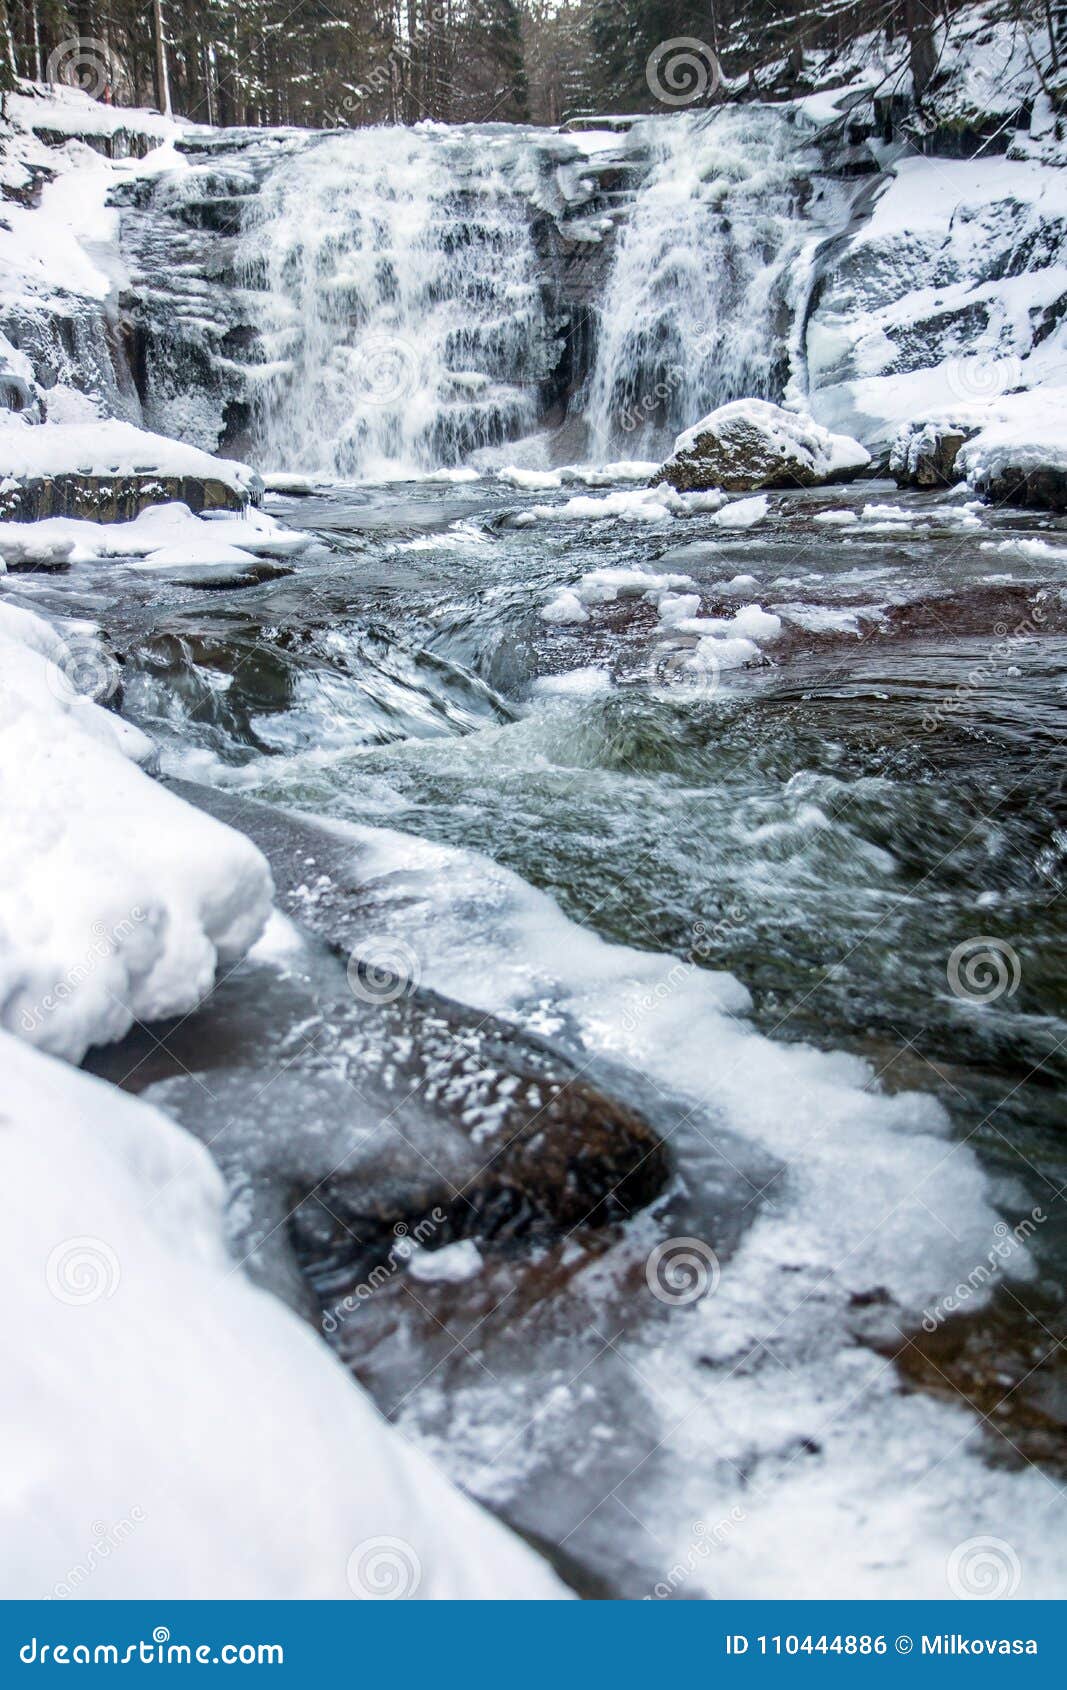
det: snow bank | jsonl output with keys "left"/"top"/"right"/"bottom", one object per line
{"left": 956, "top": 399, "right": 1067, "bottom": 509}
{"left": 0, "top": 501, "right": 312, "bottom": 568}
{"left": 0, "top": 1031, "right": 566, "bottom": 1599}
{"left": 0, "top": 600, "right": 272, "bottom": 1061}
{"left": 806, "top": 152, "right": 1067, "bottom": 456}
{"left": 0, "top": 418, "right": 261, "bottom": 506}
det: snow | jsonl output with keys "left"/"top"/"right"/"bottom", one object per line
{"left": 0, "top": 419, "right": 261, "bottom": 504}
{"left": 130, "top": 538, "right": 261, "bottom": 570}
{"left": 540, "top": 589, "right": 587, "bottom": 625}
{"left": 540, "top": 564, "right": 700, "bottom": 625}
{"left": 518, "top": 484, "right": 728, "bottom": 527}
{"left": 530, "top": 667, "right": 613, "bottom": 697}
{"left": 813, "top": 509, "right": 859, "bottom": 526}
{"left": 807, "top": 152, "right": 1067, "bottom": 455}
{"left": 0, "top": 502, "right": 311, "bottom": 568}
{"left": 0, "top": 599, "right": 272, "bottom": 1062}
{"left": 676, "top": 603, "right": 782, "bottom": 642}
{"left": 407, "top": 1240, "right": 485, "bottom": 1284}
{"left": 716, "top": 494, "right": 770, "bottom": 529}
{"left": 957, "top": 399, "right": 1067, "bottom": 486}
{"left": 0, "top": 1031, "right": 566, "bottom": 1599}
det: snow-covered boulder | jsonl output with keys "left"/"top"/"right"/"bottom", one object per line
{"left": 652, "top": 400, "right": 870, "bottom": 493}
{"left": 0, "top": 418, "right": 263, "bottom": 522}
{"left": 0, "top": 1031, "right": 568, "bottom": 1599}
{"left": 0, "top": 599, "right": 272, "bottom": 1061}
{"left": 957, "top": 410, "right": 1067, "bottom": 511}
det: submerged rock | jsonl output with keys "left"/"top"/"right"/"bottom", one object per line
{"left": 160, "top": 782, "right": 671, "bottom": 1272}
{"left": 652, "top": 399, "right": 870, "bottom": 493}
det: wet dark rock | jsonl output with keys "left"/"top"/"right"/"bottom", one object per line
{"left": 891, "top": 421, "right": 978, "bottom": 489}
{"left": 0, "top": 472, "right": 247, "bottom": 522}
{"left": 160, "top": 780, "right": 670, "bottom": 1259}
{"left": 968, "top": 461, "right": 1067, "bottom": 513}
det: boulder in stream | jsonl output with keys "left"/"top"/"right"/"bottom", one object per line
{"left": 652, "top": 398, "right": 870, "bottom": 493}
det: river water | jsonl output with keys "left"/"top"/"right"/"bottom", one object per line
{"left": 9, "top": 462, "right": 1065, "bottom": 1596}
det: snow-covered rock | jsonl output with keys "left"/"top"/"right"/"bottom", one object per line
{"left": 957, "top": 407, "right": 1067, "bottom": 512}
{"left": 652, "top": 400, "right": 869, "bottom": 493}
{"left": 0, "top": 1031, "right": 568, "bottom": 1599}
{"left": 0, "top": 599, "right": 272, "bottom": 1061}
{"left": 0, "top": 418, "right": 262, "bottom": 521}
{"left": 890, "top": 419, "right": 979, "bottom": 489}
{"left": 889, "top": 387, "right": 1067, "bottom": 510}
{"left": 806, "top": 151, "right": 1067, "bottom": 458}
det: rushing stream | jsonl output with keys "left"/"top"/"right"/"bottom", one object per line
{"left": 8, "top": 463, "right": 1065, "bottom": 1596}
{"left": 3, "top": 93, "right": 1065, "bottom": 1596}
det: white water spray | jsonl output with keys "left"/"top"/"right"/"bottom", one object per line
{"left": 585, "top": 107, "right": 829, "bottom": 460}
{"left": 241, "top": 126, "right": 553, "bottom": 479}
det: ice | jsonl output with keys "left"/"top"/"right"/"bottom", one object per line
{"left": 0, "top": 502, "right": 311, "bottom": 567}
{"left": 130, "top": 539, "right": 261, "bottom": 570}
{"left": 0, "top": 600, "right": 272, "bottom": 1062}
{"left": 0, "top": 1031, "right": 566, "bottom": 1599}
{"left": 408, "top": 1240, "right": 485, "bottom": 1284}
{"left": 813, "top": 509, "right": 859, "bottom": 526}
{"left": 675, "top": 603, "right": 783, "bottom": 643}
{"left": 540, "top": 590, "right": 588, "bottom": 624}
{"left": 715, "top": 494, "right": 770, "bottom": 528}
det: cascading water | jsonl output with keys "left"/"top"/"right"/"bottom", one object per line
{"left": 584, "top": 106, "right": 831, "bottom": 461}
{"left": 239, "top": 126, "right": 556, "bottom": 479}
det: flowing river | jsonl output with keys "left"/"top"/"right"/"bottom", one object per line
{"left": 10, "top": 460, "right": 1065, "bottom": 1597}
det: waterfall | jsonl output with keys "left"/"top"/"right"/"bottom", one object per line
{"left": 239, "top": 126, "right": 555, "bottom": 480}
{"left": 230, "top": 108, "right": 843, "bottom": 478}
{"left": 584, "top": 107, "right": 828, "bottom": 461}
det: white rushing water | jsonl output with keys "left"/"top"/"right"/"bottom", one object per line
{"left": 239, "top": 108, "right": 849, "bottom": 477}
{"left": 241, "top": 126, "right": 553, "bottom": 479}
{"left": 585, "top": 106, "right": 835, "bottom": 461}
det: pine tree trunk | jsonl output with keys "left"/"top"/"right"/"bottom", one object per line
{"left": 153, "top": 0, "right": 173, "bottom": 115}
